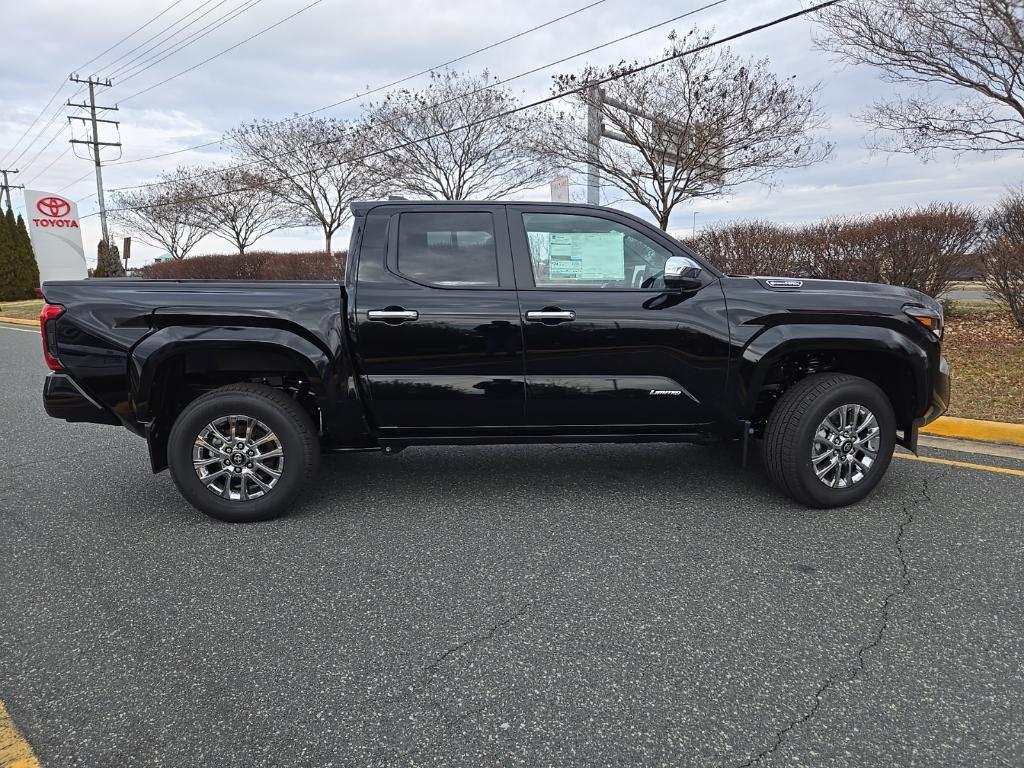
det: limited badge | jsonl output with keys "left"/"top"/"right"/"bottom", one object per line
{"left": 766, "top": 279, "right": 804, "bottom": 289}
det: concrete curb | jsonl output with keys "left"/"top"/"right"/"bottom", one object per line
{"left": 0, "top": 316, "right": 37, "bottom": 326}
{"left": 923, "top": 416, "right": 1024, "bottom": 447}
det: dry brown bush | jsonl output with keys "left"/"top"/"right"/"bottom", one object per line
{"left": 137, "top": 251, "right": 346, "bottom": 281}
{"left": 684, "top": 221, "right": 801, "bottom": 276}
{"left": 980, "top": 191, "right": 1024, "bottom": 330}
{"left": 688, "top": 204, "right": 978, "bottom": 297}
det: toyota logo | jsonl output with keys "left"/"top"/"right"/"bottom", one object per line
{"left": 36, "top": 196, "right": 71, "bottom": 218}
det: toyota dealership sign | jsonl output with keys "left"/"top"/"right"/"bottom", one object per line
{"left": 24, "top": 189, "right": 88, "bottom": 282}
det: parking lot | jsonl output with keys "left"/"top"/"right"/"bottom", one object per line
{"left": 1, "top": 322, "right": 1022, "bottom": 767}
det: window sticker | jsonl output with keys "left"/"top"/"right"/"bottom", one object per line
{"left": 547, "top": 232, "right": 625, "bottom": 280}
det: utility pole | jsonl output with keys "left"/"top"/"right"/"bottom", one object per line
{"left": 0, "top": 168, "right": 23, "bottom": 210}
{"left": 585, "top": 86, "right": 602, "bottom": 206}
{"left": 68, "top": 75, "right": 120, "bottom": 244}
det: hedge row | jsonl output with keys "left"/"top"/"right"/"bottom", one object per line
{"left": 137, "top": 250, "right": 346, "bottom": 280}
{"left": 681, "top": 203, "right": 978, "bottom": 298}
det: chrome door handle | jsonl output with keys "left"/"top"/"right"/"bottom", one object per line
{"left": 525, "top": 310, "right": 576, "bottom": 322}
{"left": 368, "top": 309, "right": 419, "bottom": 322}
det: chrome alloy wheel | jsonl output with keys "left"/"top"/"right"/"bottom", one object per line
{"left": 192, "top": 415, "right": 284, "bottom": 501}
{"left": 811, "top": 404, "right": 880, "bottom": 489}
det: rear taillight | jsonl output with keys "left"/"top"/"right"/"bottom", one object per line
{"left": 39, "top": 303, "right": 65, "bottom": 371}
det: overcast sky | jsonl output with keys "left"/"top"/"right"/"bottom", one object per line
{"left": 2, "top": 0, "right": 1023, "bottom": 265}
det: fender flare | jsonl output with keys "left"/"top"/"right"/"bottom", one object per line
{"left": 130, "top": 325, "right": 336, "bottom": 425}
{"left": 736, "top": 323, "right": 930, "bottom": 420}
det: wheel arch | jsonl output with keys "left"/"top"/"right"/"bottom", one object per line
{"left": 130, "top": 326, "right": 337, "bottom": 472}
{"left": 738, "top": 325, "right": 929, "bottom": 447}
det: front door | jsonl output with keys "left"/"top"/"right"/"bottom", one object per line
{"left": 508, "top": 206, "right": 730, "bottom": 430}
{"left": 352, "top": 206, "right": 525, "bottom": 431}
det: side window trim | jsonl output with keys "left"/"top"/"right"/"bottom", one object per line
{"left": 384, "top": 206, "right": 515, "bottom": 290}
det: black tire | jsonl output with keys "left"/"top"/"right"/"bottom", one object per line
{"left": 167, "top": 383, "right": 320, "bottom": 522}
{"left": 763, "top": 373, "right": 896, "bottom": 508}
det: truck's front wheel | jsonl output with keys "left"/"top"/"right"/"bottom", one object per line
{"left": 167, "top": 384, "right": 320, "bottom": 522}
{"left": 763, "top": 373, "right": 896, "bottom": 508}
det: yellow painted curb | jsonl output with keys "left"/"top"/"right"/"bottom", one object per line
{"left": 0, "top": 701, "right": 41, "bottom": 768}
{"left": 0, "top": 317, "right": 37, "bottom": 327}
{"left": 922, "top": 416, "right": 1024, "bottom": 447}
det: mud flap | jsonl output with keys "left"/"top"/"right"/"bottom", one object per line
{"left": 898, "top": 422, "right": 919, "bottom": 454}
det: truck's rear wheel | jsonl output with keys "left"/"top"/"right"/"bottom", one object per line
{"left": 167, "top": 384, "right": 319, "bottom": 522}
{"left": 763, "top": 373, "right": 895, "bottom": 508}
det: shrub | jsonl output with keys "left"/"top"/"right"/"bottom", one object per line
{"left": 137, "top": 250, "right": 346, "bottom": 281}
{"left": 980, "top": 191, "right": 1024, "bottom": 330}
{"left": 684, "top": 221, "right": 801, "bottom": 276}
{"left": 687, "top": 204, "right": 978, "bottom": 297}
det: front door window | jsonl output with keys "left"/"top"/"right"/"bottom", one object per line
{"left": 523, "top": 213, "right": 673, "bottom": 290}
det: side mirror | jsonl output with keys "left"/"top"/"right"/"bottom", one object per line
{"left": 664, "top": 256, "right": 703, "bottom": 290}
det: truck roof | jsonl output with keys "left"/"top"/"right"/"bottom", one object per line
{"left": 350, "top": 200, "right": 614, "bottom": 217}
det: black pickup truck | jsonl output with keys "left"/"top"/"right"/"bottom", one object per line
{"left": 39, "top": 201, "right": 949, "bottom": 522}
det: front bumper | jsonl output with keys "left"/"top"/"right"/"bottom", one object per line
{"left": 43, "top": 372, "right": 120, "bottom": 425}
{"left": 920, "top": 355, "right": 951, "bottom": 427}
{"left": 903, "top": 355, "right": 950, "bottom": 453}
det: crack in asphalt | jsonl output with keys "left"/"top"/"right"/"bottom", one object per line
{"left": 734, "top": 477, "right": 935, "bottom": 767}
{"left": 390, "top": 602, "right": 532, "bottom": 761}
{"left": 421, "top": 604, "right": 531, "bottom": 686}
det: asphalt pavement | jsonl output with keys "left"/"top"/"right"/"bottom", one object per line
{"left": 1, "top": 323, "right": 1022, "bottom": 767}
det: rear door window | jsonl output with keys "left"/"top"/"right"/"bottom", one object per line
{"left": 397, "top": 211, "right": 499, "bottom": 287}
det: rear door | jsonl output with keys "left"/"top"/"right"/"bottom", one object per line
{"left": 351, "top": 204, "right": 526, "bottom": 431}
{"left": 508, "top": 205, "right": 730, "bottom": 430}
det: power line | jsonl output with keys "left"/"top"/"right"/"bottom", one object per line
{"left": 3, "top": 1, "right": 198, "bottom": 171}
{"left": 117, "top": 0, "right": 327, "bottom": 104}
{"left": 104, "top": 0, "right": 611, "bottom": 168}
{"left": 22, "top": 147, "right": 73, "bottom": 188}
{"left": 113, "top": 0, "right": 264, "bottom": 85}
{"left": 18, "top": 123, "right": 73, "bottom": 175}
{"left": 108, "top": 0, "right": 730, "bottom": 193}
{"left": 59, "top": 169, "right": 98, "bottom": 194}
{"left": 0, "top": 81, "right": 69, "bottom": 167}
{"left": 98, "top": 0, "right": 227, "bottom": 75}
{"left": 5, "top": 93, "right": 81, "bottom": 169}
{"left": 3, "top": 2, "right": 210, "bottom": 183}
{"left": 109, "top": 0, "right": 253, "bottom": 83}
{"left": 75, "top": 0, "right": 192, "bottom": 73}
{"left": 97, "top": 0, "right": 843, "bottom": 215}
{"left": 9, "top": 0, "right": 264, "bottom": 188}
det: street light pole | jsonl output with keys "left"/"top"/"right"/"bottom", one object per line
{"left": 692, "top": 211, "right": 700, "bottom": 235}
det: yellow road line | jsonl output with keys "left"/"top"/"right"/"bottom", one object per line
{"left": 0, "top": 701, "right": 41, "bottom": 768}
{"left": 922, "top": 416, "right": 1024, "bottom": 447}
{"left": 895, "top": 453, "right": 1024, "bottom": 478}
{"left": 0, "top": 317, "right": 37, "bottom": 327}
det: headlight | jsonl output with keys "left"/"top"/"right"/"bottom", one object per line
{"left": 904, "top": 304, "right": 943, "bottom": 339}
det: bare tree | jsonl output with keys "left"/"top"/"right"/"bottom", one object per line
{"left": 110, "top": 169, "right": 209, "bottom": 260}
{"left": 228, "top": 117, "right": 370, "bottom": 255}
{"left": 534, "top": 30, "right": 832, "bottom": 230}
{"left": 358, "top": 70, "right": 551, "bottom": 200}
{"left": 817, "top": 0, "right": 1024, "bottom": 156}
{"left": 193, "top": 166, "right": 293, "bottom": 255}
